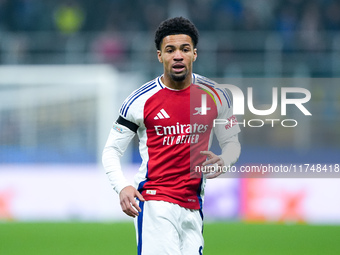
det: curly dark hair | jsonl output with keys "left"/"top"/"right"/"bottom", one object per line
{"left": 154, "top": 17, "right": 199, "bottom": 50}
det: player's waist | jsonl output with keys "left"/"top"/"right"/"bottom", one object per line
{"left": 140, "top": 191, "right": 202, "bottom": 210}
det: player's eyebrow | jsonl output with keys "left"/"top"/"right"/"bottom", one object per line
{"left": 181, "top": 43, "right": 192, "bottom": 48}
{"left": 164, "top": 43, "right": 192, "bottom": 49}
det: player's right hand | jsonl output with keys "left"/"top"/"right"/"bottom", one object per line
{"left": 119, "top": 186, "right": 145, "bottom": 218}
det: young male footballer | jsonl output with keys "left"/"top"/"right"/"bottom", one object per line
{"left": 102, "top": 17, "right": 241, "bottom": 255}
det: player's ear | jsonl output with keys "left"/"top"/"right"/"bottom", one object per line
{"left": 157, "top": 50, "right": 163, "bottom": 63}
{"left": 193, "top": 48, "right": 197, "bottom": 62}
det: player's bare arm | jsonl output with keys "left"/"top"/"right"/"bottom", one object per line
{"left": 119, "top": 185, "right": 145, "bottom": 218}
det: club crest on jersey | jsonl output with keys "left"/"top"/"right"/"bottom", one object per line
{"left": 154, "top": 109, "right": 170, "bottom": 120}
{"left": 193, "top": 106, "right": 211, "bottom": 115}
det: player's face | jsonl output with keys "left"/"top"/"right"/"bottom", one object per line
{"left": 157, "top": 34, "right": 197, "bottom": 83}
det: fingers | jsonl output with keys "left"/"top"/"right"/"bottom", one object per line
{"left": 130, "top": 198, "right": 141, "bottom": 213}
{"left": 200, "top": 151, "right": 213, "bottom": 159}
{"left": 136, "top": 190, "right": 146, "bottom": 202}
{"left": 200, "top": 151, "right": 225, "bottom": 179}
{"left": 120, "top": 196, "right": 140, "bottom": 218}
{"left": 200, "top": 151, "right": 223, "bottom": 166}
{"left": 119, "top": 186, "right": 145, "bottom": 218}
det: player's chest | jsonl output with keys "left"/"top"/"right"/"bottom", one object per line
{"left": 143, "top": 89, "right": 217, "bottom": 133}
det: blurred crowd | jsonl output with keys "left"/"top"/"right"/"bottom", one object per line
{"left": 0, "top": 0, "right": 339, "bottom": 33}
{"left": 1, "top": 0, "right": 339, "bottom": 163}
{"left": 0, "top": 0, "right": 339, "bottom": 74}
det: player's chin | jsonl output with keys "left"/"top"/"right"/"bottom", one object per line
{"left": 170, "top": 72, "right": 187, "bottom": 82}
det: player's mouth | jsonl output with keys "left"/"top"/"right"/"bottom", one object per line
{"left": 172, "top": 63, "right": 185, "bottom": 73}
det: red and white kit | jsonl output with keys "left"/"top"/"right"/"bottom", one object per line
{"left": 102, "top": 73, "right": 240, "bottom": 254}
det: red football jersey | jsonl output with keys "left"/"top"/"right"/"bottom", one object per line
{"left": 118, "top": 74, "right": 240, "bottom": 209}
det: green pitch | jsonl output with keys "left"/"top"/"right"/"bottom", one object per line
{"left": 1, "top": 221, "right": 340, "bottom": 255}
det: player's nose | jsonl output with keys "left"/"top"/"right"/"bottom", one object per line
{"left": 173, "top": 50, "right": 183, "bottom": 61}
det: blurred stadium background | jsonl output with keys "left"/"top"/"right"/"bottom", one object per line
{"left": 1, "top": 0, "right": 340, "bottom": 254}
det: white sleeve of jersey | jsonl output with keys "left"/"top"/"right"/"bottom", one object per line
{"left": 214, "top": 88, "right": 241, "bottom": 167}
{"left": 102, "top": 122, "right": 136, "bottom": 194}
{"left": 219, "top": 134, "right": 241, "bottom": 167}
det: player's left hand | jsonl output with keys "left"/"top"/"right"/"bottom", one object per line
{"left": 200, "top": 151, "right": 225, "bottom": 179}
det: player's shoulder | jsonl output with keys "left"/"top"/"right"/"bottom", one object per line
{"left": 129, "top": 76, "right": 164, "bottom": 100}
{"left": 119, "top": 75, "right": 164, "bottom": 118}
{"left": 193, "top": 73, "right": 232, "bottom": 108}
{"left": 193, "top": 73, "right": 217, "bottom": 87}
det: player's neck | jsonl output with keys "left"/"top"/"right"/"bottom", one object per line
{"left": 161, "top": 74, "right": 192, "bottom": 90}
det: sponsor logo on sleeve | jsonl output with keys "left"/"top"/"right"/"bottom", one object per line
{"left": 112, "top": 124, "right": 123, "bottom": 133}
